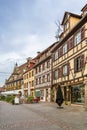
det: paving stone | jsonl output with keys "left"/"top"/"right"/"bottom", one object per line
{"left": 0, "top": 101, "right": 86, "bottom": 130}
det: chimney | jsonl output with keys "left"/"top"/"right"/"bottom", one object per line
{"left": 27, "top": 57, "right": 32, "bottom": 62}
{"left": 37, "top": 51, "right": 40, "bottom": 55}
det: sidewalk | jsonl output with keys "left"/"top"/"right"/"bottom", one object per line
{"left": 0, "top": 101, "right": 87, "bottom": 130}
{"left": 39, "top": 101, "right": 85, "bottom": 111}
{"left": 37, "top": 102, "right": 87, "bottom": 130}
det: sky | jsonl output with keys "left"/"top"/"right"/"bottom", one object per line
{"left": 0, "top": 0, "right": 87, "bottom": 87}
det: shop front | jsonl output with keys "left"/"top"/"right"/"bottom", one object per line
{"left": 71, "top": 83, "right": 85, "bottom": 104}
{"left": 63, "top": 83, "right": 85, "bottom": 105}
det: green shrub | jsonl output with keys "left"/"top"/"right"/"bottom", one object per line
{"left": 27, "top": 95, "right": 34, "bottom": 103}
{"left": 10, "top": 98, "right": 15, "bottom": 105}
{"left": 0, "top": 95, "right": 15, "bottom": 104}
{"left": 0, "top": 95, "right": 6, "bottom": 101}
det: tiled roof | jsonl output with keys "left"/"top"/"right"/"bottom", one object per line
{"left": 6, "top": 62, "right": 27, "bottom": 84}
{"left": 61, "top": 12, "right": 81, "bottom": 25}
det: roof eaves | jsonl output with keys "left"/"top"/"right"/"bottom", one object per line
{"left": 52, "top": 14, "right": 87, "bottom": 52}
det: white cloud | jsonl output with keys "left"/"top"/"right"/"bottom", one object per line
{"left": 0, "top": 0, "right": 87, "bottom": 86}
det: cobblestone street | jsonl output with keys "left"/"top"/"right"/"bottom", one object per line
{"left": 0, "top": 101, "right": 87, "bottom": 130}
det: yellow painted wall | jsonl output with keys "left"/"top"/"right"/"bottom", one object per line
{"left": 70, "top": 17, "right": 80, "bottom": 30}
{"left": 53, "top": 22, "right": 87, "bottom": 83}
{"left": 23, "top": 69, "right": 35, "bottom": 96}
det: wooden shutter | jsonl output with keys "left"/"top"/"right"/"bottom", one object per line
{"left": 52, "top": 53, "right": 55, "bottom": 62}
{"left": 67, "top": 40, "right": 69, "bottom": 51}
{"left": 60, "top": 47, "right": 63, "bottom": 57}
{"left": 81, "top": 54, "right": 84, "bottom": 68}
{"left": 69, "top": 37, "right": 74, "bottom": 50}
{"left": 59, "top": 67, "right": 63, "bottom": 77}
{"left": 59, "top": 48, "right": 60, "bottom": 58}
{"left": 74, "top": 58, "right": 77, "bottom": 72}
{"left": 81, "top": 27, "right": 85, "bottom": 40}
{"left": 67, "top": 62, "right": 70, "bottom": 75}
{"left": 59, "top": 47, "right": 63, "bottom": 57}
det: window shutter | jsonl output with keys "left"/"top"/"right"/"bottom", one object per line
{"left": 61, "top": 47, "right": 63, "bottom": 56}
{"left": 81, "top": 27, "right": 85, "bottom": 40}
{"left": 81, "top": 54, "right": 84, "bottom": 68}
{"left": 67, "top": 62, "right": 70, "bottom": 75}
{"left": 59, "top": 47, "right": 63, "bottom": 57}
{"left": 69, "top": 37, "right": 74, "bottom": 50}
{"left": 58, "top": 68, "right": 62, "bottom": 78}
{"left": 59, "top": 49, "right": 60, "bottom": 57}
{"left": 74, "top": 58, "right": 77, "bottom": 72}
{"left": 67, "top": 40, "right": 69, "bottom": 50}
{"left": 52, "top": 53, "right": 55, "bottom": 62}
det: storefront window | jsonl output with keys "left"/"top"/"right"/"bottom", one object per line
{"left": 40, "top": 90, "right": 44, "bottom": 100}
{"left": 71, "top": 84, "right": 84, "bottom": 104}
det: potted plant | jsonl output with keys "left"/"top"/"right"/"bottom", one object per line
{"left": 27, "top": 95, "right": 34, "bottom": 103}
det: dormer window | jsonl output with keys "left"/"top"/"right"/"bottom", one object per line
{"left": 84, "top": 10, "right": 87, "bottom": 15}
{"left": 81, "top": 4, "right": 87, "bottom": 17}
{"left": 64, "top": 21, "right": 69, "bottom": 31}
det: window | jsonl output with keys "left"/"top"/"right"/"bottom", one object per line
{"left": 29, "top": 72, "right": 31, "bottom": 77}
{"left": 32, "top": 71, "right": 34, "bottom": 76}
{"left": 39, "top": 77, "right": 41, "bottom": 84}
{"left": 47, "top": 60, "right": 50, "bottom": 68}
{"left": 47, "top": 74, "right": 50, "bottom": 82}
{"left": 81, "top": 27, "right": 85, "bottom": 40}
{"left": 84, "top": 10, "right": 87, "bottom": 16}
{"left": 74, "top": 55, "right": 84, "bottom": 72}
{"left": 54, "top": 51, "right": 58, "bottom": 60}
{"left": 29, "top": 82, "right": 31, "bottom": 87}
{"left": 42, "top": 75, "right": 45, "bottom": 83}
{"left": 65, "top": 21, "right": 69, "bottom": 31}
{"left": 77, "top": 57, "right": 81, "bottom": 70}
{"left": 36, "top": 68, "right": 38, "bottom": 74}
{"left": 39, "top": 65, "right": 41, "bottom": 72}
{"left": 54, "top": 69, "right": 58, "bottom": 79}
{"left": 36, "top": 79, "right": 38, "bottom": 85}
{"left": 63, "top": 43, "right": 67, "bottom": 54}
{"left": 32, "top": 81, "right": 34, "bottom": 86}
{"left": 42, "top": 63, "right": 45, "bottom": 70}
{"left": 63, "top": 65, "right": 68, "bottom": 76}
{"left": 74, "top": 31, "right": 81, "bottom": 45}
{"left": 40, "top": 90, "right": 44, "bottom": 96}
{"left": 71, "top": 84, "right": 85, "bottom": 103}
{"left": 27, "top": 74, "right": 28, "bottom": 79}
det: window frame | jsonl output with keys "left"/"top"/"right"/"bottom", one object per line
{"left": 42, "top": 63, "right": 45, "bottom": 71}
{"left": 63, "top": 43, "right": 67, "bottom": 54}
{"left": 74, "top": 56, "right": 82, "bottom": 72}
{"left": 54, "top": 69, "right": 58, "bottom": 79}
{"left": 74, "top": 31, "right": 81, "bottom": 46}
{"left": 47, "top": 60, "right": 50, "bottom": 68}
{"left": 63, "top": 64, "right": 68, "bottom": 76}
{"left": 47, "top": 73, "right": 50, "bottom": 82}
{"left": 64, "top": 21, "right": 69, "bottom": 31}
{"left": 54, "top": 51, "right": 58, "bottom": 60}
{"left": 42, "top": 75, "right": 45, "bottom": 83}
{"left": 39, "top": 77, "right": 41, "bottom": 84}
